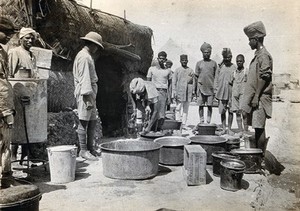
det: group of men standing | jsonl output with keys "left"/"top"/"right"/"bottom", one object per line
{"left": 0, "top": 17, "right": 273, "bottom": 188}
{"left": 130, "top": 21, "right": 273, "bottom": 157}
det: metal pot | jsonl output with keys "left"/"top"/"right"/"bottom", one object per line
{"left": 154, "top": 136, "right": 191, "bottom": 165}
{"left": 100, "top": 140, "right": 162, "bottom": 179}
{"left": 190, "top": 135, "right": 227, "bottom": 164}
{"left": 225, "top": 136, "right": 241, "bottom": 151}
{"left": 220, "top": 159, "right": 246, "bottom": 191}
{"left": 230, "top": 148, "right": 263, "bottom": 174}
{"left": 212, "top": 151, "right": 241, "bottom": 176}
{"left": 196, "top": 123, "right": 217, "bottom": 135}
{"left": 0, "top": 182, "right": 42, "bottom": 211}
{"left": 162, "top": 120, "right": 182, "bottom": 130}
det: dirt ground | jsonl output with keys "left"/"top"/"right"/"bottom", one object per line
{"left": 12, "top": 89, "right": 300, "bottom": 211}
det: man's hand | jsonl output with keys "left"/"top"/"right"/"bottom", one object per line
{"left": 83, "top": 95, "right": 94, "bottom": 110}
{"left": 145, "top": 105, "right": 151, "bottom": 114}
{"left": 251, "top": 95, "right": 259, "bottom": 108}
{"left": 192, "top": 92, "right": 197, "bottom": 101}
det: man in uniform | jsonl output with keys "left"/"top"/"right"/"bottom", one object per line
{"left": 242, "top": 21, "right": 273, "bottom": 154}
{"left": 73, "top": 32, "right": 104, "bottom": 161}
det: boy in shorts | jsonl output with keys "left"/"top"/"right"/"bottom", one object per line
{"left": 231, "top": 54, "right": 249, "bottom": 132}
{"left": 214, "top": 48, "right": 236, "bottom": 134}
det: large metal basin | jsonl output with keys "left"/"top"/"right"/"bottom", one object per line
{"left": 100, "top": 140, "right": 162, "bottom": 179}
{"left": 154, "top": 136, "right": 191, "bottom": 165}
{"left": 190, "top": 135, "right": 227, "bottom": 164}
{"left": 230, "top": 148, "right": 263, "bottom": 174}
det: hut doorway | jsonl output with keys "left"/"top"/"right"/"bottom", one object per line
{"left": 96, "top": 56, "right": 126, "bottom": 137}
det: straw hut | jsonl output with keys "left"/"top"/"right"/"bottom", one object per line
{"left": 1, "top": 0, "right": 153, "bottom": 136}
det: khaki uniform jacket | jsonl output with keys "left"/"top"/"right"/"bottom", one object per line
{"left": 241, "top": 47, "right": 272, "bottom": 118}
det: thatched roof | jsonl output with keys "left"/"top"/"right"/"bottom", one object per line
{"left": 1, "top": 0, "right": 153, "bottom": 74}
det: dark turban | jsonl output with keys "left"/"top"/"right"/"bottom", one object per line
{"left": 244, "top": 21, "right": 266, "bottom": 39}
{"left": 222, "top": 48, "right": 232, "bottom": 57}
{"left": 200, "top": 42, "right": 212, "bottom": 52}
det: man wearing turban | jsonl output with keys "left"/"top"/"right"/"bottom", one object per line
{"left": 129, "top": 78, "right": 159, "bottom": 134}
{"left": 8, "top": 27, "right": 37, "bottom": 78}
{"left": 8, "top": 27, "right": 39, "bottom": 162}
{"left": 194, "top": 42, "right": 217, "bottom": 126}
{"left": 241, "top": 21, "right": 272, "bottom": 154}
{"left": 214, "top": 48, "right": 236, "bottom": 134}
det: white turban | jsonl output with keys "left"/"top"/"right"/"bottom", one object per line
{"left": 129, "top": 78, "right": 145, "bottom": 94}
{"left": 19, "top": 27, "right": 37, "bottom": 39}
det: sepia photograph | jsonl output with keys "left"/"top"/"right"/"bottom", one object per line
{"left": 0, "top": 0, "right": 299, "bottom": 210}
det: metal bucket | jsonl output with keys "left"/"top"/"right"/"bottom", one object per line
{"left": 220, "top": 159, "right": 245, "bottom": 191}
{"left": 225, "top": 136, "right": 241, "bottom": 151}
{"left": 0, "top": 183, "right": 42, "bottom": 211}
{"left": 230, "top": 148, "right": 263, "bottom": 174}
{"left": 212, "top": 151, "right": 240, "bottom": 176}
{"left": 47, "top": 145, "right": 77, "bottom": 184}
{"left": 190, "top": 135, "right": 227, "bottom": 164}
{"left": 100, "top": 140, "right": 162, "bottom": 179}
{"left": 162, "top": 120, "right": 182, "bottom": 130}
{"left": 196, "top": 123, "right": 217, "bottom": 135}
{"left": 154, "top": 136, "right": 191, "bottom": 165}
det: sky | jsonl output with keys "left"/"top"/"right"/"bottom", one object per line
{"left": 79, "top": 0, "right": 300, "bottom": 78}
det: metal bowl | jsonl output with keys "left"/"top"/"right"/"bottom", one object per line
{"left": 154, "top": 136, "right": 191, "bottom": 165}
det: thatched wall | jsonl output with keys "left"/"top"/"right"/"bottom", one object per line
{"left": 1, "top": 0, "right": 153, "bottom": 136}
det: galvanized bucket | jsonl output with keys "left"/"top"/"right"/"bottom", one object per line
{"left": 47, "top": 145, "right": 77, "bottom": 184}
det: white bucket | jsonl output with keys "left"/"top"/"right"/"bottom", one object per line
{"left": 47, "top": 145, "right": 77, "bottom": 184}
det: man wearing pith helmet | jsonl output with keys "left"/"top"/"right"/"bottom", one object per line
{"left": 73, "top": 31, "right": 104, "bottom": 161}
{"left": 241, "top": 21, "right": 273, "bottom": 155}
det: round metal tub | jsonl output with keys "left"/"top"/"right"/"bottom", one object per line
{"left": 154, "top": 136, "right": 191, "bottom": 165}
{"left": 100, "top": 140, "right": 162, "bottom": 179}
{"left": 230, "top": 148, "right": 263, "bottom": 174}
{"left": 190, "top": 135, "right": 227, "bottom": 164}
{"left": 0, "top": 180, "right": 42, "bottom": 211}
{"left": 212, "top": 151, "right": 241, "bottom": 177}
